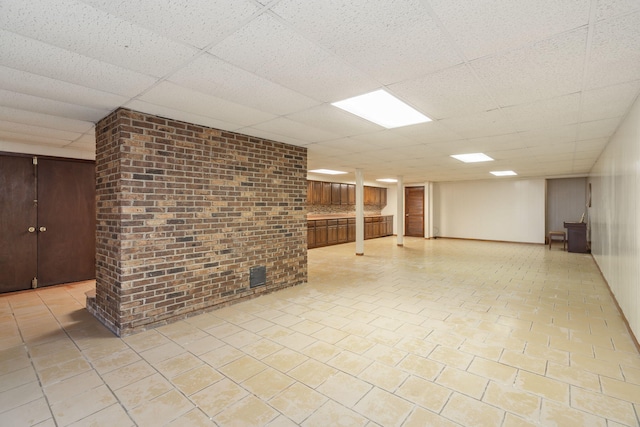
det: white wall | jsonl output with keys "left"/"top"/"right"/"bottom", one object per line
{"left": 589, "top": 96, "right": 640, "bottom": 340}
{"left": 434, "top": 179, "right": 546, "bottom": 244}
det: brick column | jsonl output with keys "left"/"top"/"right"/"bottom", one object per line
{"left": 87, "top": 108, "right": 307, "bottom": 336}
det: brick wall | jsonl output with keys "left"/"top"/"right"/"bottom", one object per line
{"left": 87, "top": 108, "right": 307, "bottom": 336}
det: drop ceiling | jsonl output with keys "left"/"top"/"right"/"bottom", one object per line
{"left": 1, "top": 0, "right": 639, "bottom": 183}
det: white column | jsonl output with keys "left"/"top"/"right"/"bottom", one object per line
{"left": 355, "top": 169, "right": 364, "bottom": 256}
{"left": 396, "top": 176, "right": 404, "bottom": 246}
{"left": 426, "top": 182, "right": 434, "bottom": 238}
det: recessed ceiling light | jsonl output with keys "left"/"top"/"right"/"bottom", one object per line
{"left": 309, "top": 169, "right": 347, "bottom": 175}
{"left": 376, "top": 178, "right": 398, "bottom": 183}
{"left": 490, "top": 170, "right": 517, "bottom": 176}
{"left": 450, "top": 153, "right": 494, "bottom": 163}
{"left": 331, "top": 89, "right": 431, "bottom": 129}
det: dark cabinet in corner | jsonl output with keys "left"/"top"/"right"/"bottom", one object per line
{"left": 308, "top": 215, "right": 393, "bottom": 249}
{"left": 307, "top": 180, "right": 387, "bottom": 208}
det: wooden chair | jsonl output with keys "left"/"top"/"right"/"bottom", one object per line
{"left": 548, "top": 231, "right": 566, "bottom": 250}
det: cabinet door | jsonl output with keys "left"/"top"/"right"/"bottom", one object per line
{"left": 363, "top": 187, "right": 373, "bottom": 205}
{"left": 364, "top": 217, "right": 373, "bottom": 239}
{"left": 311, "top": 181, "right": 323, "bottom": 204}
{"left": 307, "top": 222, "right": 316, "bottom": 248}
{"left": 337, "top": 219, "right": 348, "bottom": 243}
{"left": 373, "top": 188, "right": 381, "bottom": 206}
{"left": 321, "top": 182, "right": 332, "bottom": 205}
{"left": 348, "top": 218, "right": 356, "bottom": 241}
{"left": 327, "top": 220, "right": 338, "bottom": 244}
{"left": 347, "top": 185, "right": 355, "bottom": 205}
{"left": 331, "top": 183, "right": 341, "bottom": 205}
{"left": 315, "top": 221, "right": 328, "bottom": 246}
{"left": 340, "top": 184, "right": 349, "bottom": 205}
{"left": 307, "top": 181, "right": 314, "bottom": 204}
{"left": 381, "top": 188, "right": 387, "bottom": 207}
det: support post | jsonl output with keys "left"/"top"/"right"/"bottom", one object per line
{"left": 397, "top": 176, "right": 404, "bottom": 246}
{"left": 355, "top": 169, "right": 364, "bottom": 256}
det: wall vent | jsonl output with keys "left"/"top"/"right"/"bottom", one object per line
{"left": 250, "top": 266, "right": 266, "bottom": 288}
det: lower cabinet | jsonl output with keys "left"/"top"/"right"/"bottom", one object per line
{"left": 308, "top": 215, "right": 393, "bottom": 249}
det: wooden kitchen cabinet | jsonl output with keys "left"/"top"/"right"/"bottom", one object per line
{"left": 307, "top": 221, "right": 316, "bottom": 248}
{"left": 331, "top": 183, "right": 341, "bottom": 205}
{"left": 337, "top": 219, "right": 349, "bottom": 243}
{"left": 327, "top": 219, "right": 338, "bottom": 245}
{"left": 314, "top": 220, "right": 328, "bottom": 247}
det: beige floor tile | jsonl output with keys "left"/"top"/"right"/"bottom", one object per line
{"left": 242, "top": 368, "right": 295, "bottom": 400}
{"left": 515, "top": 370, "right": 569, "bottom": 403}
{"left": 523, "top": 342, "right": 569, "bottom": 366}
{"left": 288, "top": 359, "right": 338, "bottom": 388}
{"left": 402, "top": 406, "right": 460, "bottom": 427}
{"left": 312, "top": 326, "right": 349, "bottom": 344}
{"left": 441, "top": 392, "right": 505, "bottom": 427}
{"left": 300, "top": 340, "right": 342, "bottom": 362}
{"left": 0, "top": 366, "right": 37, "bottom": 393}
{"left": 429, "top": 345, "right": 473, "bottom": 370}
{"left": 51, "top": 384, "right": 117, "bottom": 426}
{"left": 221, "top": 329, "right": 262, "bottom": 348}
{"left": 362, "top": 343, "right": 407, "bottom": 366}
{"left": 219, "top": 355, "right": 267, "bottom": 383}
{"left": 316, "top": 371, "right": 372, "bottom": 407}
{"left": 397, "top": 354, "right": 443, "bottom": 380}
{"left": 90, "top": 348, "right": 141, "bottom": 374}
{"left": 395, "top": 375, "right": 451, "bottom": 412}
{"left": 214, "top": 395, "right": 280, "bottom": 426}
{"left": 546, "top": 361, "right": 601, "bottom": 391}
{"left": 482, "top": 381, "right": 540, "bottom": 421}
{"left": 600, "top": 376, "right": 640, "bottom": 404}
{"left": 101, "top": 360, "right": 156, "bottom": 390}
{"left": 165, "top": 408, "right": 214, "bottom": 427}
{"left": 435, "top": 366, "right": 488, "bottom": 399}
{"left": 499, "top": 350, "right": 547, "bottom": 375}
{"left": 540, "top": 399, "right": 606, "bottom": 427}
{"left": 0, "top": 381, "right": 44, "bottom": 413}
{"left": 243, "top": 338, "right": 284, "bottom": 360}
{"left": 114, "top": 373, "right": 173, "bottom": 409}
{"left": 327, "top": 350, "right": 373, "bottom": 376}
{"left": 335, "top": 335, "right": 375, "bottom": 354}
{"left": 155, "top": 352, "right": 203, "bottom": 378}
{"left": 458, "top": 340, "right": 504, "bottom": 361}
{"left": 301, "top": 400, "right": 368, "bottom": 427}
{"left": 621, "top": 364, "right": 640, "bottom": 385}
{"left": 67, "top": 403, "right": 134, "bottom": 427}
{"left": 570, "top": 385, "right": 637, "bottom": 426}
{"left": 43, "top": 370, "right": 104, "bottom": 405}
{"left": 467, "top": 357, "right": 518, "bottom": 385}
{"left": 37, "top": 357, "right": 93, "bottom": 386}
{"left": 570, "top": 352, "right": 624, "bottom": 380}
{"left": 191, "top": 378, "right": 248, "bottom": 417}
{"left": 129, "top": 389, "right": 194, "bottom": 426}
{"left": 171, "top": 364, "right": 224, "bottom": 396}
{"left": 0, "top": 397, "right": 51, "bottom": 426}
{"left": 269, "top": 382, "right": 327, "bottom": 424}
{"left": 199, "top": 344, "right": 244, "bottom": 368}
{"left": 122, "top": 329, "right": 170, "bottom": 353}
{"left": 263, "top": 348, "right": 309, "bottom": 372}
{"left": 353, "top": 387, "right": 413, "bottom": 427}
{"left": 502, "top": 413, "right": 539, "bottom": 427}
{"left": 359, "top": 361, "right": 408, "bottom": 392}
{"left": 181, "top": 335, "right": 225, "bottom": 356}
{"left": 138, "top": 341, "right": 185, "bottom": 365}
{"left": 290, "top": 319, "right": 324, "bottom": 335}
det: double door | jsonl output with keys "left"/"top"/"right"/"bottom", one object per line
{"left": 0, "top": 155, "right": 95, "bottom": 293}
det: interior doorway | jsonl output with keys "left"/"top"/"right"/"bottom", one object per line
{"left": 0, "top": 154, "right": 96, "bottom": 293}
{"left": 405, "top": 186, "right": 424, "bottom": 237}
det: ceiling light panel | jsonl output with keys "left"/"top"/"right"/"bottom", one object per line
{"left": 309, "top": 169, "right": 347, "bottom": 175}
{"left": 332, "top": 90, "right": 431, "bottom": 129}
{"left": 450, "top": 153, "right": 494, "bottom": 163}
{"left": 490, "top": 170, "right": 517, "bottom": 176}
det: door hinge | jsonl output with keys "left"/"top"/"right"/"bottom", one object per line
{"left": 31, "top": 277, "right": 38, "bottom": 289}
{"left": 33, "top": 156, "right": 38, "bottom": 165}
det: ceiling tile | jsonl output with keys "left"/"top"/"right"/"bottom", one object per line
{"left": 80, "top": 0, "right": 261, "bottom": 49}
{"left": 0, "top": 120, "right": 84, "bottom": 141}
{"left": 595, "top": 0, "right": 640, "bottom": 21}
{"left": 519, "top": 124, "right": 579, "bottom": 145}
{"left": 471, "top": 28, "right": 587, "bottom": 107}
{"left": 167, "top": 54, "right": 320, "bottom": 116}
{"left": 0, "top": 30, "right": 156, "bottom": 96}
{"left": 577, "top": 117, "right": 621, "bottom": 140}
{"left": 439, "top": 109, "right": 517, "bottom": 139}
{"left": 586, "top": 12, "right": 640, "bottom": 89}
{"left": 1, "top": 0, "right": 199, "bottom": 77}
{"left": 208, "top": 13, "right": 379, "bottom": 102}
{"left": 581, "top": 81, "right": 640, "bottom": 122}
{"left": 285, "top": 104, "right": 382, "bottom": 138}
{"left": 0, "top": 130, "right": 71, "bottom": 146}
{"left": 0, "top": 66, "right": 128, "bottom": 110}
{"left": 429, "top": 0, "right": 590, "bottom": 60}
{"left": 0, "top": 106, "right": 94, "bottom": 133}
{"left": 137, "top": 81, "right": 276, "bottom": 127}
{"left": 272, "top": 0, "right": 462, "bottom": 84}
{"left": 0, "top": 89, "right": 109, "bottom": 122}
{"left": 503, "top": 93, "right": 581, "bottom": 131}
{"left": 248, "top": 117, "right": 339, "bottom": 144}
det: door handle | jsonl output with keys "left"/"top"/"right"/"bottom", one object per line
{"left": 28, "top": 226, "right": 36, "bottom": 233}
{"left": 39, "top": 226, "right": 47, "bottom": 232}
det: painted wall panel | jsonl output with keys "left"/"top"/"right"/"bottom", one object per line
{"left": 434, "top": 179, "right": 546, "bottom": 244}
{"left": 590, "top": 95, "right": 640, "bottom": 340}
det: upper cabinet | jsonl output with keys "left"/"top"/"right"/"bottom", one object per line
{"left": 307, "top": 180, "right": 387, "bottom": 208}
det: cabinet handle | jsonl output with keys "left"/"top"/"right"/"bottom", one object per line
{"left": 39, "top": 226, "right": 47, "bottom": 232}
{"left": 28, "top": 227, "right": 36, "bottom": 233}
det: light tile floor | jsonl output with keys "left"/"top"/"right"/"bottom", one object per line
{"left": 1, "top": 237, "right": 640, "bottom": 426}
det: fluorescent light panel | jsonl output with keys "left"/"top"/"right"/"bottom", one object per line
{"left": 309, "top": 169, "right": 347, "bottom": 175}
{"left": 450, "top": 153, "right": 494, "bottom": 163}
{"left": 376, "top": 178, "right": 397, "bottom": 183}
{"left": 331, "top": 89, "right": 431, "bottom": 129}
{"left": 490, "top": 170, "right": 517, "bottom": 176}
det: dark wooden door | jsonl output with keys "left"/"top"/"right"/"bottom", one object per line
{"left": 37, "top": 159, "right": 95, "bottom": 287}
{"left": 0, "top": 156, "right": 38, "bottom": 292}
{"left": 405, "top": 186, "right": 424, "bottom": 237}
